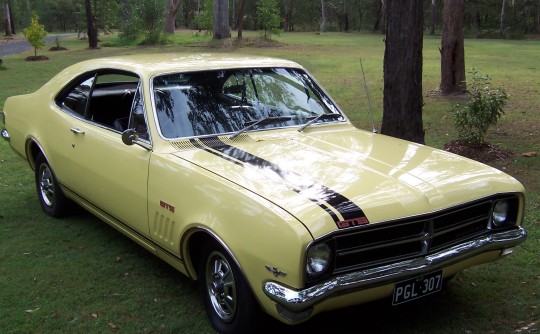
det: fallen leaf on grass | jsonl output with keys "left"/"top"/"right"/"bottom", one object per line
{"left": 515, "top": 320, "right": 537, "bottom": 332}
{"left": 25, "top": 308, "right": 40, "bottom": 313}
{"left": 91, "top": 313, "right": 98, "bottom": 318}
{"left": 521, "top": 151, "right": 537, "bottom": 157}
{"left": 109, "top": 322, "right": 118, "bottom": 330}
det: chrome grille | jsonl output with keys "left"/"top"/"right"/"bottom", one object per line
{"left": 331, "top": 199, "right": 496, "bottom": 274}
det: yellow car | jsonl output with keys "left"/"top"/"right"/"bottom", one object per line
{"left": 1, "top": 54, "right": 527, "bottom": 333}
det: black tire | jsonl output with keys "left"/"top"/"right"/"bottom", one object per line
{"left": 35, "top": 153, "right": 70, "bottom": 217}
{"left": 199, "top": 241, "right": 262, "bottom": 334}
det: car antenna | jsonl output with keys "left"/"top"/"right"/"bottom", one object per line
{"left": 359, "top": 57, "right": 378, "bottom": 134}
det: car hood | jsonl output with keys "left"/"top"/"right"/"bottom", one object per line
{"left": 171, "top": 126, "right": 524, "bottom": 237}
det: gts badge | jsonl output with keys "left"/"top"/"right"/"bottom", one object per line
{"left": 160, "top": 200, "right": 175, "bottom": 213}
{"left": 337, "top": 217, "right": 369, "bottom": 229}
{"left": 265, "top": 265, "right": 287, "bottom": 277}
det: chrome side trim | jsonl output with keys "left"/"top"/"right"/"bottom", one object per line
{"left": 263, "top": 227, "right": 527, "bottom": 321}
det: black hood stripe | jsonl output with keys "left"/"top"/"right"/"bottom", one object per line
{"left": 195, "top": 137, "right": 368, "bottom": 226}
{"left": 190, "top": 138, "right": 243, "bottom": 166}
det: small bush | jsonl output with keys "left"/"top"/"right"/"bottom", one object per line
{"left": 453, "top": 69, "right": 508, "bottom": 145}
{"left": 22, "top": 14, "right": 47, "bottom": 57}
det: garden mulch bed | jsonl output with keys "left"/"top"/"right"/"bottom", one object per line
{"left": 443, "top": 140, "right": 514, "bottom": 164}
{"left": 25, "top": 55, "right": 49, "bottom": 61}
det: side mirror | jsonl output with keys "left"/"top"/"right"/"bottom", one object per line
{"left": 121, "top": 129, "right": 152, "bottom": 151}
{"left": 121, "top": 129, "right": 138, "bottom": 145}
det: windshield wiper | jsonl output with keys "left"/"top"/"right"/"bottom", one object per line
{"left": 297, "top": 113, "right": 343, "bottom": 132}
{"left": 230, "top": 116, "right": 296, "bottom": 139}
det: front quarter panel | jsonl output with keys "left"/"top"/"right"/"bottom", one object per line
{"left": 147, "top": 151, "right": 313, "bottom": 315}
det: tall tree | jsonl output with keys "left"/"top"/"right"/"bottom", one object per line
{"left": 440, "top": 0, "right": 466, "bottom": 94}
{"left": 3, "top": 0, "right": 13, "bottom": 36}
{"left": 236, "top": 0, "right": 246, "bottom": 38}
{"left": 84, "top": 0, "right": 98, "bottom": 48}
{"left": 430, "top": 0, "right": 437, "bottom": 35}
{"left": 213, "top": 0, "right": 229, "bottom": 39}
{"left": 538, "top": 0, "right": 540, "bottom": 33}
{"left": 372, "top": 0, "right": 385, "bottom": 33}
{"left": 320, "top": 0, "right": 326, "bottom": 32}
{"left": 381, "top": 0, "right": 424, "bottom": 144}
{"left": 163, "top": 0, "right": 181, "bottom": 34}
{"left": 499, "top": 0, "right": 507, "bottom": 37}
{"left": 343, "top": 0, "right": 349, "bottom": 32}
{"left": 283, "top": 0, "right": 293, "bottom": 32}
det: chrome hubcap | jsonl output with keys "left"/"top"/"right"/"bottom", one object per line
{"left": 39, "top": 165, "right": 54, "bottom": 207}
{"left": 206, "top": 251, "right": 236, "bottom": 322}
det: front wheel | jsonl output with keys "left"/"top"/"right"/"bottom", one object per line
{"left": 199, "top": 241, "right": 261, "bottom": 334}
{"left": 35, "top": 153, "right": 70, "bottom": 217}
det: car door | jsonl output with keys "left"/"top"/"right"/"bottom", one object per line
{"left": 53, "top": 71, "right": 151, "bottom": 237}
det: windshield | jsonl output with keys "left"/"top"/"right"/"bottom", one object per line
{"left": 152, "top": 68, "right": 344, "bottom": 139}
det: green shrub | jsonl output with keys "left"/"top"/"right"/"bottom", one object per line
{"left": 257, "top": 0, "right": 282, "bottom": 37}
{"left": 453, "top": 69, "right": 508, "bottom": 145}
{"left": 22, "top": 14, "right": 47, "bottom": 57}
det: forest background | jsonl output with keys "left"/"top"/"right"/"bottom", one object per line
{"left": 2, "top": 0, "right": 540, "bottom": 41}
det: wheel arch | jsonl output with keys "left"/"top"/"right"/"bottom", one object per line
{"left": 25, "top": 138, "right": 45, "bottom": 171}
{"left": 182, "top": 227, "right": 249, "bottom": 286}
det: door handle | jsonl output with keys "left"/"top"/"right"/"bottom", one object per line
{"left": 70, "top": 128, "right": 85, "bottom": 135}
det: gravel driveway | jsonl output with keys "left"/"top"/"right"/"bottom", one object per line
{"left": 0, "top": 34, "right": 76, "bottom": 57}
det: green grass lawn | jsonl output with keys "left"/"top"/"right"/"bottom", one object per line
{"left": 0, "top": 30, "right": 538, "bottom": 333}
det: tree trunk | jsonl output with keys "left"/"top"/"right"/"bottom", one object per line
{"left": 343, "top": 0, "right": 349, "bottom": 32}
{"left": 373, "top": 0, "right": 386, "bottom": 33}
{"left": 213, "top": 0, "right": 230, "bottom": 39}
{"left": 284, "top": 0, "right": 293, "bottom": 32}
{"left": 372, "top": 0, "right": 382, "bottom": 32}
{"left": 3, "top": 1, "right": 13, "bottom": 36}
{"left": 284, "top": 0, "right": 289, "bottom": 32}
{"left": 320, "top": 0, "right": 326, "bottom": 32}
{"left": 231, "top": 0, "right": 236, "bottom": 30}
{"left": 440, "top": 0, "right": 465, "bottom": 94}
{"left": 84, "top": 0, "right": 98, "bottom": 48}
{"left": 8, "top": 0, "right": 14, "bottom": 33}
{"left": 430, "top": 0, "right": 437, "bottom": 35}
{"left": 236, "top": 0, "right": 246, "bottom": 38}
{"left": 381, "top": 0, "right": 424, "bottom": 145}
{"left": 499, "top": 0, "right": 506, "bottom": 37}
{"left": 537, "top": 0, "right": 540, "bottom": 33}
{"left": 163, "top": 0, "right": 182, "bottom": 34}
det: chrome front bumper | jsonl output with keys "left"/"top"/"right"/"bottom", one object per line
{"left": 263, "top": 227, "right": 527, "bottom": 322}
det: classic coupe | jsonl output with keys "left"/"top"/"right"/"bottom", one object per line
{"left": 1, "top": 54, "right": 527, "bottom": 333}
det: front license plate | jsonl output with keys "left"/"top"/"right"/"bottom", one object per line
{"left": 392, "top": 270, "right": 443, "bottom": 305}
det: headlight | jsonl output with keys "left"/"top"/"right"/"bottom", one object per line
{"left": 492, "top": 200, "right": 509, "bottom": 227}
{"left": 306, "top": 243, "right": 332, "bottom": 277}
{"left": 490, "top": 198, "right": 519, "bottom": 229}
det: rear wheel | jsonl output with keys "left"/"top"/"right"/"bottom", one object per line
{"left": 199, "top": 241, "right": 261, "bottom": 334}
{"left": 35, "top": 153, "right": 70, "bottom": 217}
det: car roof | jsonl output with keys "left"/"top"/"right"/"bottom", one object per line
{"left": 69, "top": 53, "right": 304, "bottom": 78}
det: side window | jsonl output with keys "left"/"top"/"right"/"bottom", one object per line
{"left": 88, "top": 73, "right": 139, "bottom": 129}
{"left": 128, "top": 85, "right": 149, "bottom": 141}
{"left": 60, "top": 76, "right": 94, "bottom": 117}
{"left": 57, "top": 71, "right": 140, "bottom": 131}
